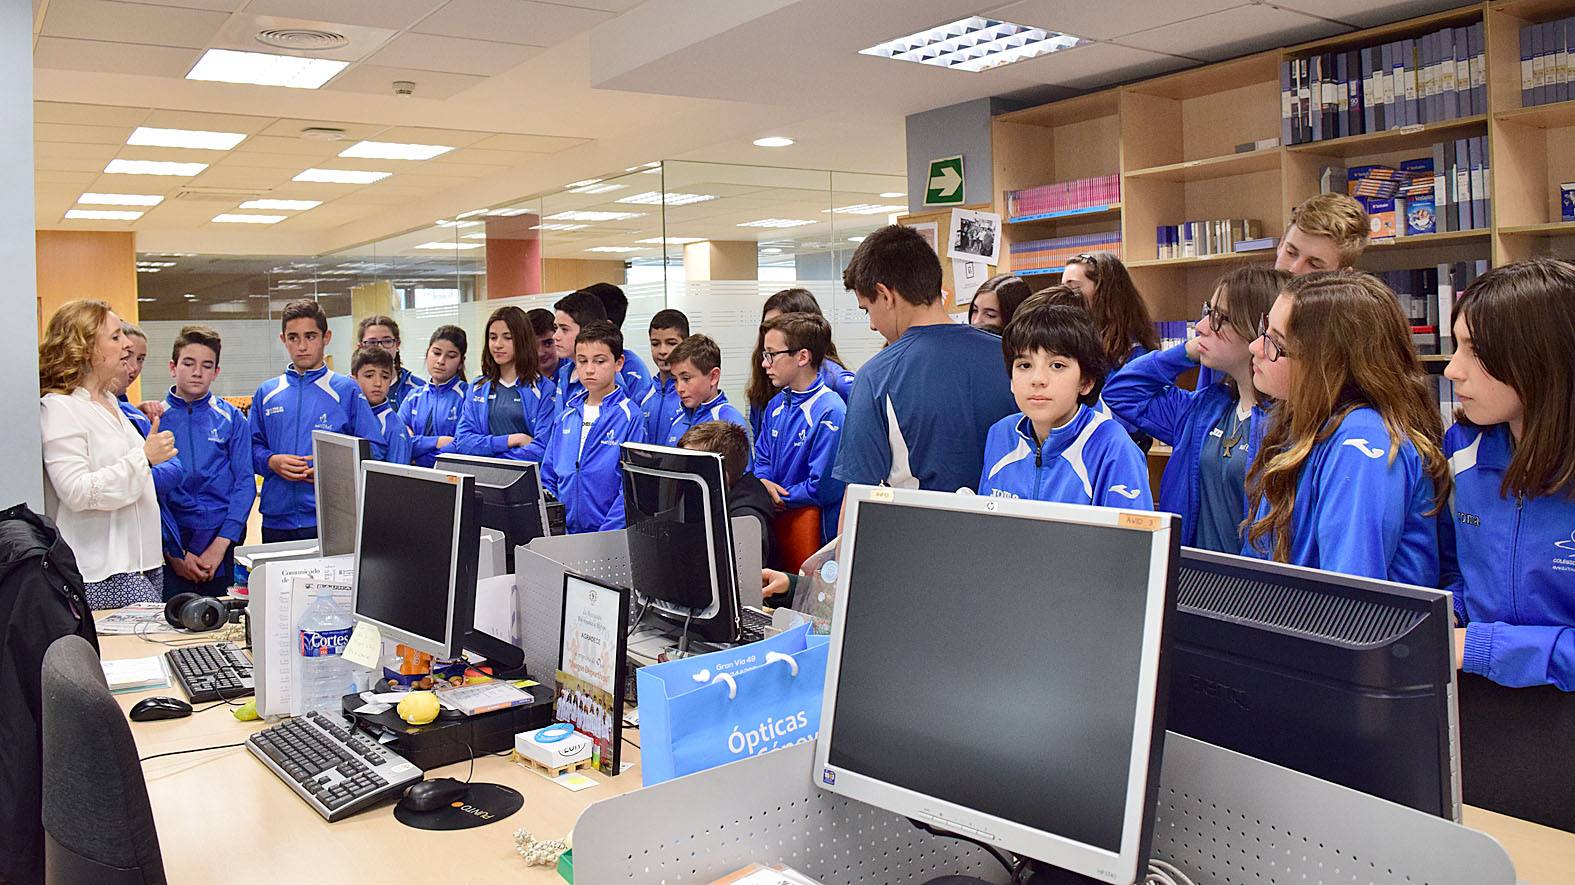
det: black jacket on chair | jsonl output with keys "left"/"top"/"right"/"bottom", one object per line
{"left": 728, "top": 473, "right": 777, "bottom": 568}
{"left": 0, "top": 504, "right": 97, "bottom": 885}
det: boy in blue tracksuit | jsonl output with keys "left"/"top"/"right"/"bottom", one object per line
{"left": 250, "top": 299, "right": 384, "bottom": 543}
{"left": 978, "top": 302, "right": 1152, "bottom": 509}
{"left": 540, "top": 322, "right": 648, "bottom": 533}
{"left": 156, "top": 326, "right": 255, "bottom": 597}
{"left": 552, "top": 289, "right": 652, "bottom": 414}
{"left": 352, "top": 346, "right": 414, "bottom": 466}
{"left": 662, "top": 334, "right": 750, "bottom": 447}
{"left": 1439, "top": 258, "right": 1575, "bottom": 690}
{"left": 401, "top": 325, "right": 469, "bottom": 468}
{"left": 754, "top": 313, "right": 847, "bottom": 543}
{"left": 452, "top": 305, "right": 557, "bottom": 463}
{"left": 642, "top": 309, "right": 688, "bottom": 441}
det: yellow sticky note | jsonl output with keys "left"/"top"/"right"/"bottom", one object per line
{"left": 343, "top": 620, "right": 383, "bottom": 670}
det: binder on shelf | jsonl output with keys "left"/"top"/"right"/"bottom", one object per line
{"left": 1347, "top": 48, "right": 1362, "bottom": 136}
{"left": 1472, "top": 135, "right": 1489, "bottom": 229}
{"left": 1469, "top": 21, "right": 1485, "bottom": 114}
{"left": 1452, "top": 139, "right": 1470, "bottom": 231}
{"left": 1382, "top": 42, "right": 1397, "bottom": 128}
{"left": 1521, "top": 24, "right": 1534, "bottom": 107}
{"left": 1336, "top": 51, "right": 1350, "bottom": 139}
{"left": 1361, "top": 47, "right": 1377, "bottom": 134}
{"left": 1532, "top": 23, "right": 1546, "bottom": 107}
{"left": 1280, "top": 62, "right": 1293, "bottom": 147}
{"left": 1431, "top": 142, "right": 1452, "bottom": 233}
{"left": 1403, "top": 37, "right": 1420, "bottom": 127}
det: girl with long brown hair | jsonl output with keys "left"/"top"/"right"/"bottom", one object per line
{"left": 746, "top": 288, "right": 855, "bottom": 440}
{"left": 1439, "top": 257, "right": 1575, "bottom": 690}
{"left": 1243, "top": 271, "right": 1449, "bottom": 585}
{"left": 1063, "top": 252, "right": 1160, "bottom": 448}
{"left": 451, "top": 305, "right": 555, "bottom": 463}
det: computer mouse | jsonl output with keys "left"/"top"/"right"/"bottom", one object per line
{"left": 397, "top": 777, "right": 469, "bottom": 813}
{"left": 129, "top": 696, "right": 194, "bottom": 722}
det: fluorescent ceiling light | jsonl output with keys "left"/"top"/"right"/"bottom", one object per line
{"left": 65, "top": 209, "right": 143, "bottom": 221}
{"left": 847, "top": 237, "right": 866, "bottom": 243}
{"left": 240, "top": 199, "right": 321, "bottom": 210}
{"left": 138, "top": 268, "right": 160, "bottom": 272}
{"left": 79, "top": 193, "right": 164, "bottom": 206}
{"left": 489, "top": 208, "right": 531, "bottom": 217}
{"left": 568, "top": 183, "right": 625, "bottom": 195}
{"left": 294, "top": 168, "right": 390, "bottom": 184}
{"left": 435, "top": 220, "right": 481, "bottom": 228}
{"left": 186, "top": 48, "right": 348, "bottom": 89}
{"left": 456, "top": 209, "right": 487, "bottom": 219}
{"left": 213, "top": 213, "right": 286, "bottom": 224}
{"left": 531, "top": 223, "right": 589, "bottom": 231}
{"left": 137, "top": 297, "right": 155, "bottom": 303}
{"left": 760, "top": 247, "right": 784, "bottom": 254}
{"left": 826, "top": 203, "right": 908, "bottom": 215}
{"left": 636, "top": 236, "right": 705, "bottom": 245}
{"left": 461, "top": 232, "right": 488, "bottom": 239}
{"left": 753, "top": 136, "right": 794, "bottom": 148}
{"left": 738, "top": 218, "right": 817, "bottom": 228}
{"left": 183, "top": 293, "right": 197, "bottom": 299}
{"left": 415, "top": 242, "right": 484, "bottom": 250}
{"left": 339, "top": 141, "right": 454, "bottom": 161}
{"left": 880, "top": 192, "right": 906, "bottom": 198}
{"left": 105, "top": 159, "right": 207, "bottom": 176}
{"left": 860, "top": 17, "right": 1086, "bottom": 73}
{"left": 127, "top": 126, "right": 246, "bottom": 151}
{"left": 624, "top": 163, "right": 660, "bottom": 173}
{"left": 586, "top": 246, "right": 640, "bottom": 253}
{"left": 137, "top": 261, "right": 177, "bottom": 268}
{"left": 565, "top": 178, "right": 603, "bottom": 188}
{"left": 546, "top": 210, "right": 643, "bottom": 222}
{"left": 616, "top": 191, "right": 716, "bottom": 206}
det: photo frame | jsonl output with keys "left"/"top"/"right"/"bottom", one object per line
{"left": 557, "top": 571, "right": 631, "bottom": 775}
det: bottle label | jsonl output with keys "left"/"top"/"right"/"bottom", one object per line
{"left": 300, "top": 627, "right": 352, "bottom": 658}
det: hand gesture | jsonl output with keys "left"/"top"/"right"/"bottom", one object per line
{"left": 144, "top": 415, "right": 178, "bottom": 466}
{"left": 760, "top": 479, "right": 788, "bottom": 510}
{"left": 268, "top": 453, "right": 312, "bottom": 481}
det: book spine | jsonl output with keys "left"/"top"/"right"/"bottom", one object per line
{"left": 1361, "top": 47, "right": 1376, "bottom": 134}
{"left": 1436, "top": 262, "right": 1454, "bottom": 353}
{"left": 1432, "top": 141, "right": 1451, "bottom": 232}
{"left": 1280, "top": 61, "right": 1293, "bottom": 147}
{"left": 1383, "top": 42, "right": 1399, "bottom": 127}
{"left": 1476, "top": 135, "right": 1490, "bottom": 228}
{"left": 1311, "top": 55, "right": 1324, "bottom": 142}
{"left": 1450, "top": 26, "right": 1466, "bottom": 118}
{"left": 1452, "top": 138, "right": 1469, "bottom": 231}
{"left": 1325, "top": 52, "right": 1339, "bottom": 137}
{"left": 1420, "top": 32, "right": 1436, "bottom": 125}
{"left": 1534, "top": 21, "right": 1548, "bottom": 107}
{"left": 1404, "top": 38, "right": 1420, "bottom": 125}
{"left": 1348, "top": 49, "right": 1362, "bottom": 136}
{"left": 1336, "top": 51, "right": 1350, "bottom": 138}
{"left": 1558, "top": 18, "right": 1570, "bottom": 104}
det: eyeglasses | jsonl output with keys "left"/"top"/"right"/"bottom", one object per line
{"left": 1256, "top": 316, "right": 1291, "bottom": 362}
{"left": 362, "top": 336, "right": 398, "bottom": 348}
{"left": 760, "top": 348, "right": 798, "bottom": 365}
{"left": 1200, "top": 301, "right": 1231, "bottom": 330}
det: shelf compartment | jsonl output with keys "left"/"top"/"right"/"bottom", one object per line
{"left": 1124, "top": 149, "right": 1281, "bottom": 183}
{"left": 1286, "top": 115, "right": 1487, "bottom": 158}
{"left": 1007, "top": 204, "right": 1121, "bottom": 224}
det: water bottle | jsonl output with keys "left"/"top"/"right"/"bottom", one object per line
{"left": 297, "top": 587, "right": 356, "bottom": 716}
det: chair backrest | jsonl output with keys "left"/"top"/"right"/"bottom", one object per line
{"left": 41, "top": 635, "right": 166, "bottom": 885}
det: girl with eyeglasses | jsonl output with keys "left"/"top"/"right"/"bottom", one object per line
{"left": 1103, "top": 266, "right": 1289, "bottom": 551}
{"left": 1243, "top": 271, "right": 1449, "bottom": 584}
{"left": 357, "top": 315, "right": 425, "bottom": 411}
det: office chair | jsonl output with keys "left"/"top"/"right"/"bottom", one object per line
{"left": 41, "top": 635, "right": 167, "bottom": 885}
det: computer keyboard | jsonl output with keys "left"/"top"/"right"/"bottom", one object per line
{"left": 246, "top": 711, "right": 423, "bottom": 821}
{"left": 739, "top": 606, "right": 772, "bottom": 643}
{"left": 166, "top": 641, "right": 254, "bottom": 704}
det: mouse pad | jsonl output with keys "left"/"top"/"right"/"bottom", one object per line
{"left": 393, "top": 782, "right": 523, "bottom": 830}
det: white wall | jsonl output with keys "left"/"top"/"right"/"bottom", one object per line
{"left": 2, "top": 0, "right": 40, "bottom": 509}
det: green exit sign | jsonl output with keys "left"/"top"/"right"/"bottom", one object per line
{"left": 924, "top": 156, "right": 965, "bottom": 206}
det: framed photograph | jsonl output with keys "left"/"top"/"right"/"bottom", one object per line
{"left": 909, "top": 221, "right": 939, "bottom": 254}
{"left": 557, "top": 572, "right": 630, "bottom": 775}
{"left": 947, "top": 208, "right": 1002, "bottom": 265}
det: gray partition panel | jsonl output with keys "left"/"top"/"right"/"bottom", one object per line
{"left": 516, "top": 530, "right": 631, "bottom": 690}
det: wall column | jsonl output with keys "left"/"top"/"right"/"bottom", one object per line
{"left": 3, "top": 0, "right": 39, "bottom": 509}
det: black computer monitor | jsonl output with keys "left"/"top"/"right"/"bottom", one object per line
{"left": 620, "top": 442, "right": 740, "bottom": 643}
{"left": 433, "top": 453, "right": 550, "bottom": 569}
{"left": 312, "top": 430, "right": 370, "bottom": 557}
{"left": 351, "top": 462, "right": 480, "bottom": 659}
{"left": 1168, "top": 547, "right": 1460, "bottom": 820}
{"left": 815, "top": 486, "right": 1178, "bottom": 883}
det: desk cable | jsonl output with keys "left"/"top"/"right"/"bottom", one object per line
{"left": 138, "top": 742, "right": 244, "bottom": 764}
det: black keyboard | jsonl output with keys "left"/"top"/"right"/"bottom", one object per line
{"left": 166, "top": 641, "right": 253, "bottom": 704}
{"left": 740, "top": 606, "right": 772, "bottom": 643}
{"left": 246, "top": 711, "right": 423, "bottom": 821}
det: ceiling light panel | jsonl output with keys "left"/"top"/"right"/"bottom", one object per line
{"left": 213, "top": 213, "right": 286, "bottom": 224}
{"left": 827, "top": 203, "right": 908, "bottom": 215}
{"left": 635, "top": 237, "right": 705, "bottom": 245}
{"left": 546, "top": 211, "right": 643, "bottom": 222}
{"left": 738, "top": 218, "right": 818, "bottom": 228}
{"left": 616, "top": 192, "right": 716, "bottom": 206}
{"left": 532, "top": 223, "right": 589, "bottom": 231}
{"left": 79, "top": 193, "right": 164, "bottom": 206}
{"left": 105, "top": 159, "right": 208, "bottom": 176}
{"left": 240, "top": 199, "right": 321, "bottom": 210}
{"left": 294, "top": 168, "right": 391, "bottom": 184}
{"left": 339, "top": 141, "right": 455, "bottom": 161}
{"left": 127, "top": 127, "right": 246, "bottom": 151}
{"left": 753, "top": 137, "right": 794, "bottom": 147}
{"left": 586, "top": 246, "right": 640, "bottom": 253}
{"left": 186, "top": 49, "right": 348, "bottom": 89}
{"left": 859, "top": 17, "right": 1086, "bottom": 73}
{"left": 66, "top": 209, "right": 142, "bottom": 221}
{"left": 568, "top": 183, "right": 625, "bottom": 194}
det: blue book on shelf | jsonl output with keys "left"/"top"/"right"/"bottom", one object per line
{"left": 1383, "top": 42, "right": 1399, "bottom": 127}
{"left": 1404, "top": 196, "right": 1437, "bottom": 236}
{"left": 1336, "top": 51, "right": 1349, "bottom": 139}
{"left": 1448, "top": 26, "right": 1464, "bottom": 119}
{"left": 1280, "top": 62, "right": 1293, "bottom": 147}
{"left": 1431, "top": 142, "right": 1452, "bottom": 233}
{"left": 1470, "top": 22, "right": 1485, "bottom": 114}
{"left": 1361, "top": 47, "right": 1376, "bottom": 134}
{"left": 1453, "top": 138, "right": 1470, "bottom": 231}
{"left": 1520, "top": 24, "right": 1533, "bottom": 107}
{"left": 1475, "top": 135, "right": 1490, "bottom": 228}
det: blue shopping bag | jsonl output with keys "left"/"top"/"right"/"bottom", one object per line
{"left": 637, "top": 623, "right": 830, "bottom": 786}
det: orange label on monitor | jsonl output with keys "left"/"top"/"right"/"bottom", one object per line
{"left": 445, "top": 473, "right": 460, "bottom": 484}
{"left": 1118, "top": 513, "right": 1163, "bottom": 532}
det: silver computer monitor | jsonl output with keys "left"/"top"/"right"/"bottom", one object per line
{"left": 814, "top": 486, "right": 1177, "bottom": 883}
{"left": 351, "top": 462, "right": 480, "bottom": 659}
{"left": 312, "top": 430, "right": 370, "bottom": 557}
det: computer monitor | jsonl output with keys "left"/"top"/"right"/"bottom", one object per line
{"left": 351, "top": 462, "right": 480, "bottom": 659}
{"left": 312, "top": 430, "right": 370, "bottom": 557}
{"left": 433, "top": 453, "right": 551, "bottom": 569}
{"left": 620, "top": 442, "right": 739, "bottom": 644}
{"left": 1167, "top": 547, "right": 1460, "bottom": 820}
{"left": 815, "top": 487, "right": 1178, "bottom": 883}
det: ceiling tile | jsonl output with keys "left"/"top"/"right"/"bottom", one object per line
{"left": 119, "top": 0, "right": 248, "bottom": 11}
{"left": 212, "top": 151, "right": 321, "bottom": 170}
{"left": 34, "top": 142, "right": 122, "bottom": 162}
{"left": 141, "top": 110, "right": 275, "bottom": 134}
{"left": 469, "top": 133, "right": 588, "bottom": 153}
{"left": 1268, "top": 0, "right": 1467, "bottom": 29}
{"left": 34, "top": 102, "right": 150, "bottom": 127}
{"left": 190, "top": 165, "right": 297, "bottom": 188}
{"left": 1120, "top": 5, "right": 1347, "bottom": 61}
{"left": 230, "top": 135, "right": 347, "bottom": 157}
{"left": 36, "top": 154, "right": 115, "bottom": 173}
{"left": 366, "top": 32, "right": 542, "bottom": 77}
{"left": 412, "top": 0, "right": 612, "bottom": 47}
{"left": 35, "top": 121, "right": 135, "bottom": 145}
{"left": 399, "top": 161, "right": 508, "bottom": 178}
{"left": 258, "top": 118, "right": 391, "bottom": 140}
{"left": 117, "top": 145, "right": 233, "bottom": 165}
{"left": 321, "top": 65, "right": 486, "bottom": 101}
{"left": 990, "top": 0, "right": 1244, "bottom": 42}
{"left": 40, "top": 0, "right": 230, "bottom": 49}
{"left": 33, "top": 36, "right": 201, "bottom": 77}
{"left": 240, "top": 0, "right": 448, "bottom": 30}
{"left": 440, "top": 147, "right": 544, "bottom": 166}
{"left": 1004, "top": 41, "right": 1193, "bottom": 88}
{"left": 37, "top": 170, "right": 104, "bottom": 185}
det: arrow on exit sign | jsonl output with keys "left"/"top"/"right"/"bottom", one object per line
{"left": 925, "top": 156, "right": 964, "bottom": 206}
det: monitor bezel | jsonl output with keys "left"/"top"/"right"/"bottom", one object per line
{"left": 434, "top": 452, "right": 551, "bottom": 541}
{"left": 619, "top": 442, "right": 737, "bottom": 630}
{"left": 812, "top": 485, "right": 1176, "bottom": 883}
{"left": 351, "top": 461, "right": 473, "bottom": 659}
{"left": 312, "top": 429, "right": 370, "bottom": 558}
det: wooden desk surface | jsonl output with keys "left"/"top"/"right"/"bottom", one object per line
{"left": 104, "top": 629, "right": 1575, "bottom": 884}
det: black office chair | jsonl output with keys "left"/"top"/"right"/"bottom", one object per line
{"left": 41, "top": 635, "right": 167, "bottom": 885}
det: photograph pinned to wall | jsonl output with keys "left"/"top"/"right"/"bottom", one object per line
{"left": 557, "top": 572, "right": 630, "bottom": 775}
{"left": 908, "top": 221, "right": 939, "bottom": 255}
{"left": 947, "top": 208, "right": 1001, "bottom": 265}
{"left": 952, "top": 259, "right": 990, "bottom": 306}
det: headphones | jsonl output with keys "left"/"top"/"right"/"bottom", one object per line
{"left": 163, "top": 593, "right": 239, "bottom": 632}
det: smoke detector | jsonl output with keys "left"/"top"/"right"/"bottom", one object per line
{"left": 256, "top": 28, "right": 349, "bottom": 51}
{"left": 393, "top": 80, "right": 416, "bottom": 96}
{"left": 300, "top": 127, "right": 347, "bottom": 141}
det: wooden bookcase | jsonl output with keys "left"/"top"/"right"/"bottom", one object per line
{"left": 988, "top": 0, "right": 1574, "bottom": 323}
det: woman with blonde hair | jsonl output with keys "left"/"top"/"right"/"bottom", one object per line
{"left": 39, "top": 299, "right": 177, "bottom": 608}
{"left": 1244, "top": 272, "right": 1449, "bottom": 584}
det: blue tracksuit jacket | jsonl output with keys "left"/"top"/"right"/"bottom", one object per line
{"left": 1104, "top": 343, "right": 1269, "bottom": 544}
{"left": 371, "top": 400, "right": 413, "bottom": 466}
{"left": 663, "top": 391, "right": 750, "bottom": 447}
{"left": 452, "top": 376, "right": 558, "bottom": 464}
{"left": 553, "top": 350, "right": 653, "bottom": 416}
{"left": 753, "top": 381, "right": 847, "bottom": 543}
{"left": 155, "top": 390, "right": 255, "bottom": 559}
{"left": 118, "top": 401, "right": 183, "bottom": 495}
{"left": 1241, "top": 406, "right": 1439, "bottom": 586}
{"left": 1442, "top": 422, "right": 1575, "bottom": 689}
{"left": 640, "top": 375, "right": 682, "bottom": 443}
{"left": 540, "top": 387, "right": 648, "bottom": 533}
{"left": 978, "top": 406, "right": 1154, "bottom": 509}
{"left": 749, "top": 358, "right": 858, "bottom": 442}
{"left": 249, "top": 365, "right": 383, "bottom": 532}
{"left": 386, "top": 367, "right": 426, "bottom": 412}
{"left": 400, "top": 375, "right": 468, "bottom": 467}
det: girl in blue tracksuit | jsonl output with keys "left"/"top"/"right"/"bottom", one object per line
{"left": 358, "top": 314, "right": 426, "bottom": 411}
{"left": 1105, "top": 267, "right": 1290, "bottom": 550}
{"left": 1243, "top": 272, "right": 1449, "bottom": 586}
{"left": 402, "top": 325, "right": 469, "bottom": 468}
{"left": 1439, "top": 258, "right": 1575, "bottom": 690}
{"left": 978, "top": 301, "right": 1152, "bottom": 510}
{"left": 1063, "top": 252, "right": 1160, "bottom": 449}
{"left": 541, "top": 323, "right": 649, "bottom": 533}
{"left": 453, "top": 306, "right": 557, "bottom": 464}
{"left": 746, "top": 288, "right": 856, "bottom": 442}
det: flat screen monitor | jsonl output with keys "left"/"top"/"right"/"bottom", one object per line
{"left": 620, "top": 442, "right": 739, "bottom": 643}
{"left": 433, "top": 453, "right": 550, "bottom": 567}
{"left": 1167, "top": 547, "right": 1460, "bottom": 820}
{"left": 351, "top": 462, "right": 480, "bottom": 659}
{"left": 815, "top": 487, "right": 1177, "bottom": 883}
{"left": 312, "top": 430, "right": 370, "bottom": 557}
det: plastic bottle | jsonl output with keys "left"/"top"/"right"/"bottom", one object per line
{"left": 297, "top": 586, "right": 357, "bottom": 716}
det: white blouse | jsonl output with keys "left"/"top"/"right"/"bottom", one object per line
{"left": 40, "top": 387, "right": 162, "bottom": 583}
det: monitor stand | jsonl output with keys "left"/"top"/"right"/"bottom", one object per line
{"left": 462, "top": 628, "right": 527, "bottom": 678}
{"left": 922, "top": 862, "right": 1102, "bottom": 884}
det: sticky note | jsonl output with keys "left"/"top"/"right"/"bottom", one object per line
{"left": 552, "top": 773, "right": 598, "bottom": 792}
{"left": 343, "top": 620, "right": 383, "bottom": 670}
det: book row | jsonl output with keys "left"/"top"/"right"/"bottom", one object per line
{"left": 1005, "top": 174, "right": 1120, "bottom": 220}
{"left": 1007, "top": 231, "right": 1120, "bottom": 272}
{"left": 1521, "top": 17, "right": 1575, "bottom": 108}
{"left": 1155, "top": 219, "right": 1266, "bottom": 260}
